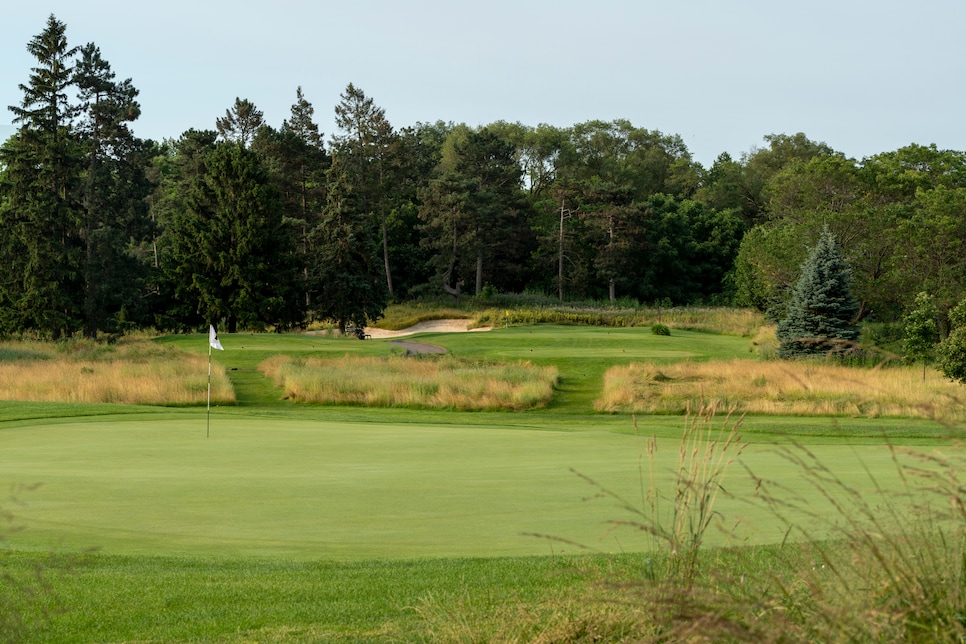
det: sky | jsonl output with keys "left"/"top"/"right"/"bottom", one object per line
{"left": 2, "top": 0, "right": 965, "bottom": 168}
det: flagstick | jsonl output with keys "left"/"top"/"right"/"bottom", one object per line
{"left": 207, "top": 341, "right": 212, "bottom": 438}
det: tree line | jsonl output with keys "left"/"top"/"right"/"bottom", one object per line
{"left": 2, "top": 15, "right": 965, "bottom": 341}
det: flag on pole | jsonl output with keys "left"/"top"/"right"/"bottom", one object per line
{"left": 209, "top": 325, "right": 224, "bottom": 351}
{"left": 206, "top": 325, "right": 223, "bottom": 438}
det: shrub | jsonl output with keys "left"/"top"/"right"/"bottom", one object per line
{"left": 650, "top": 323, "right": 671, "bottom": 336}
{"left": 937, "top": 297, "right": 966, "bottom": 384}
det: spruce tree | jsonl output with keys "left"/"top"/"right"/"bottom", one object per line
{"left": 0, "top": 14, "right": 84, "bottom": 338}
{"left": 776, "top": 228, "right": 860, "bottom": 358}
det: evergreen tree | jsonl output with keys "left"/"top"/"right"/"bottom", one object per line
{"left": 252, "top": 88, "right": 330, "bottom": 308}
{"left": 149, "top": 130, "right": 218, "bottom": 328}
{"left": 331, "top": 84, "right": 399, "bottom": 298}
{"left": 776, "top": 228, "right": 860, "bottom": 357}
{"left": 161, "top": 142, "right": 303, "bottom": 332}
{"left": 0, "top": 14, "right": 84, "bottom": 337}
{"left": 419, "top": 127, "right": 533, "bottom": 297}
{"left": 307, "top": 158, "right": 388, "bottom": 333}
{"left": 215, "top": 97, "right": 264, "bottom": 148}
{"left": 74, "top": 42, "right": 153, "bottom": 336}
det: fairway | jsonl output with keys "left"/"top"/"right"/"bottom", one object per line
{"left": 0, "top": 413, "right": 941, "bottom": 559}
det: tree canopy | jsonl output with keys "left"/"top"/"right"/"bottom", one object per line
{"left": 3, "top": 15, "right": 966, "bottom": 340}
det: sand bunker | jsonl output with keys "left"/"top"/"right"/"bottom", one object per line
{"left": 364, "top": 319, "right": 491, "bottom": 339}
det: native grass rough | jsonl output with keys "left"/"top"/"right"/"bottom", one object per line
{"left": 259, "top": 353, "right": 558, "bottom": 411}
{"left": 0, "top": 339, "right": 235, "bottom": 405}
{"left": 596, "top": 358, "right": 966, "bottom": 419}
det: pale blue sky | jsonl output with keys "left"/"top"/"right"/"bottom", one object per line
{"left": 3, "top": 0, "right": 965, "bottom": 167}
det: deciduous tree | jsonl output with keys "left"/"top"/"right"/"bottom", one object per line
{"left": 903, "top": 291, "right": 939, "bottom": 380}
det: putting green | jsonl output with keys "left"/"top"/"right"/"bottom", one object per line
{"left": 0, "top": 413, "right": 944, "bottom": 560}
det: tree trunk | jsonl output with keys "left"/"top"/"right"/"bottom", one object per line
{"left": 442, "top": 265, "right": 463, "bottom": 302}
{"left": 475, "top": 255, "right": 483, "bottom": 296}
{"left": 558, "top": 202, "right": 565, "bottom": 302}
{"left": 381, "top": 214, "right": 394, "bottom": 300}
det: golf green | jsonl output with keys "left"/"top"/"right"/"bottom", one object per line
{"left": 0, "top": 413, "right": 938, "bottom": 560}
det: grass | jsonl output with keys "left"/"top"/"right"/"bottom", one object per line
{"left": 4, "top": 550, "right": 651, "bottom": 642}
{"left": 369, "top": 303, "right": 473, "bottom": 330}
{"left": 4, "top": 413, "right": 961, "bottom": 641}
{"left": 259, "top": 354, "right": 558, "bottom": 410}
{"left": 4, "top": 311, "right": 966, "bottom": 641}
{"left": 0, "top": 338, "right": 234, "bottom": 405}
{"left": 466, "top": 304, "right": 767, "bottom": 337}
{"left": 596, "top": 358, "right": 966, "bottom": 419}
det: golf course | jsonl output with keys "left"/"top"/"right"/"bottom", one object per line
{"left": 2, "top": 316, "right": 964, "bottom": 641}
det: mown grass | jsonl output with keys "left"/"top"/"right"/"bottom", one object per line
{"left": 464, "top": 304, "right": 767, "bottom": 337}
{"left": 0, "top": 549, "right": 663, "bottom": 642}
{"left": 259, "top": 354, "right": 558, "bottom": 411}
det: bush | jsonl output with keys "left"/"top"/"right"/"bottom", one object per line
{"left": 937, "top": 297, "right": 966, "bottom": 384}
{"left": 650, "top": 323, "right": 671, "bottom": 336}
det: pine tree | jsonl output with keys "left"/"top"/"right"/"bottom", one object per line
{"left": 215, "top": 97, "right": 264, "bottom": 148}
{"left": 776, "top": 228, "right": 860, "bottom": 358}
{"left": 74, "top": 42, "right": 153, "bottom": 337}
{"left": 307, "top": 157, "right": 388, "bottom": 333}
{"left": 162, "top": 142, "right": 303, "bottom": 332}
{"left": 331, "top": 84, "right": 399, "bottom": 298}
{"left": 0, "top": 14, "right": 84, "bottom": 338}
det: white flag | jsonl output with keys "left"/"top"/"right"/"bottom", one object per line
{"left": 209, "top": 325, "right": 224, "bottom": 351}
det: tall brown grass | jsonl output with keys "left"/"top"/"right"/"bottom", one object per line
{"left": 259, "top": 354, "right": 558, "bottom": 411}
{"left": 596, "top": 359, "right": 966, "bottom": 419}
{"left": 0, "top": 340, "right": 234, "bottom": 405}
